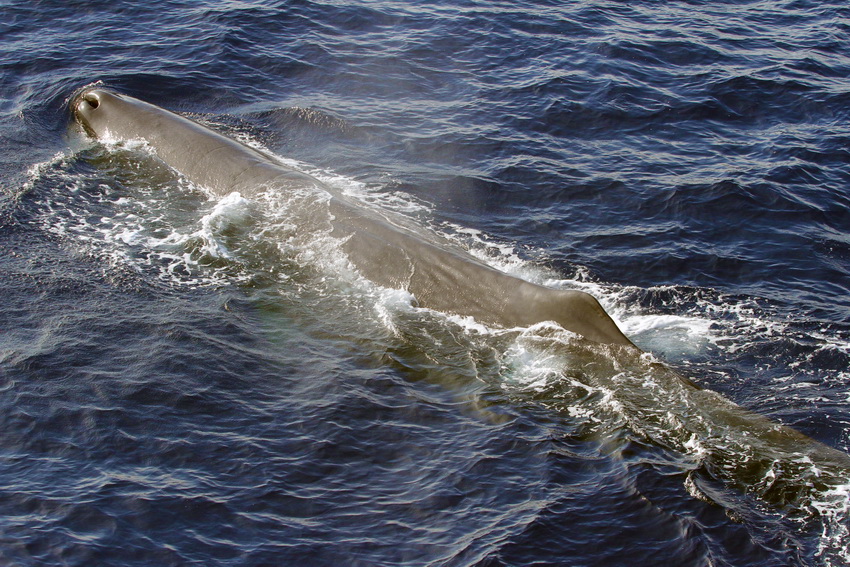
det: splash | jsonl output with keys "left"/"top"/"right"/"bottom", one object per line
{"left": 194, "top": 191, "right": 255, "bottom": 260}
{"left": 813, "top": 482, "right": 850, "bottom": 566}
{"left": 24, "top": 143, "right": 255, "bottom": 288}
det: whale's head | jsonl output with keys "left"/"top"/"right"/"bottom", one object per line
{"left": 68, "top": 88, "right": 280, "bottom": 196}
{"left": 72, "top": 88, "right": 170, "bottom": 144}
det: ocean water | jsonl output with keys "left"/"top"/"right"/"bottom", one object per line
{"left": 2, "top": 1, "right": 850, "bottom": 565}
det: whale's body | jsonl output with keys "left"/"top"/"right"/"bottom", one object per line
{"left": 71, "top": 88, "right": 850, "bottom": 509}
{"left": 72, "top": 89, "right": 634, "bottom": 346}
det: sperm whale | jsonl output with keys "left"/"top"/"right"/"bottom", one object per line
{"left": 70, "top": 88, "right": 850, "bottom": 511}
{"left": 72, "top": 88, "right": 634, "bottom": 346}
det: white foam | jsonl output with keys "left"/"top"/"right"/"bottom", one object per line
{"left": 812, "top": 481, "right": 850, "bottom": 566}
{"left": 501, "top": 340, "right": 565, "bottom": 392}
{"left": 498, "top": 323, "right": 583, "bottom": 392}
{"left": 28, "top": 146, "right": 259, "bottom": 288}
{"left": 624, "top": 313, "right": 717, "bottom": 358}
{"left": 195, "top": 191, "right": 254, "bottom": 259}
{"left": 370, "top": 287, "right": 418, "bottom": 336}
{"left": 439, "top": 222, "right": 540, "bottom": 281}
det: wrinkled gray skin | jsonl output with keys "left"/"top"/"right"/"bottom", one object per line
{"left": 72, "top": 88, "right": 635, "bottom": 346}
{"left": 72, "top": 88, "right": 850, "bottom": 508}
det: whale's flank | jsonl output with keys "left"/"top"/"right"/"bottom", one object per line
{"left": 72, "top": 88, "right": 635, "bottom": 347}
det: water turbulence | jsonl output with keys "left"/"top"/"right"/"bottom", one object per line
{"left": 64, "top": 89, "right": 850, "bottom": 563}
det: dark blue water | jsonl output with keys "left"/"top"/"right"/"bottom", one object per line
{"left": 2, "top": 1, "right": 850, "bottom": 565}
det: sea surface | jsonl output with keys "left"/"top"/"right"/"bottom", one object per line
{"left": 2, "top": 1, "right": 850, "bottom": 565}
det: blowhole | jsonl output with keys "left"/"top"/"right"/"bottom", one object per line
{"left": 84, "top": 93, "right": 100, "bottom": 109}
